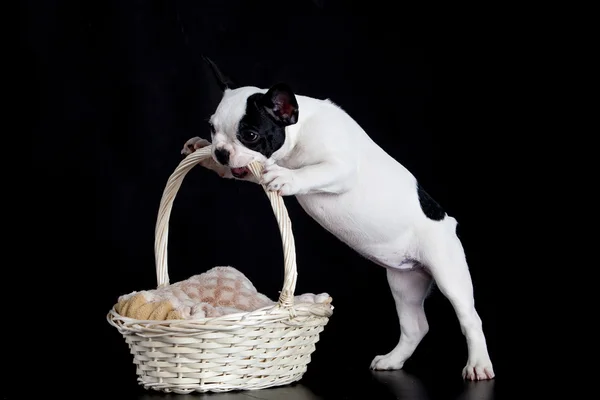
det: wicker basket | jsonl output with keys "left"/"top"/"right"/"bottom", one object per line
{"left": 107, "top": 146, "right": 334, "bottom": 394}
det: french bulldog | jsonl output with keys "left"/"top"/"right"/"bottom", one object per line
{"left": 181, "top": 58, "right": 495, "bottom": 380}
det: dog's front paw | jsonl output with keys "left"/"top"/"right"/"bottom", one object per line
{"left": 180, "top": 137, "right": 231, "bottom": 178}
{"left": 261, "top": 164, "right": 300, "bottom": 196}
{"left": 370, "top": 353, "right": 405, "bottom": 371}
{"left": 462, "top": 359, "right": 495, "bottom": 381}
{"left": 181, "top": 136, "right": 211, "bottom": 156}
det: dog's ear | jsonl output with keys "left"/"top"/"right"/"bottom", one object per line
{"left": 202, "top": 55, "right": 239, "bottom": 92}
{"left": 260, "top": 83, "right": 299, "bottom": 126}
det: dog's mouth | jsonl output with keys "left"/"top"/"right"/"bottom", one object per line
{"left": 231, "top": 166, "right": 250, "bottom": 179}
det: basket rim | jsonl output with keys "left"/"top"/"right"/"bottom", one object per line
{"left": 107, "top": 302, "right": 333, "bottom": 331}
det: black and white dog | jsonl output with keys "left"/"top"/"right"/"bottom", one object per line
{"left": 182, "top": 58, "right": 495, "bottom": 380}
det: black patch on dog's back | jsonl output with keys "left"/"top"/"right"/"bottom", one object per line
{"left": 417, "top": 182, "right": 446, "bottom": 221}
{"left": 237, "top": 93, "right": 287, "bottom": 159}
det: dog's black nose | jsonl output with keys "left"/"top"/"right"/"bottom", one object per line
{"left": 214, "top": 148, "right": 230, "bottom": 165}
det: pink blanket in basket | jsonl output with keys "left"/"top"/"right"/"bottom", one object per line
{"left": 115, "top": 266, "right": 331, "bottom": 320}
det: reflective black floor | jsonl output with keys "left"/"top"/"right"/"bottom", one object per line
{"left": 83, "top": 276, "right": 508, "bottom": 400}
{"left": 99, "top": 363, "right": 501, "bottom": 400}
{"left": 128, "top": 371, "right": 496, "bottom": 400}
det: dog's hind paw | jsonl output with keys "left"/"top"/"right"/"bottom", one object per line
{"left": 370, "top": 353, "right": 405, "bottom": 370}
{"left": 462, "top": 360, "right": 495, "bottom": 380}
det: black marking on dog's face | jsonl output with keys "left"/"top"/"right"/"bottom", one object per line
{"left": 417, "top": 182, "right": 446, "bottom": 221}
{"left": 236, "top": 83, "right": 299, "bottom": 158}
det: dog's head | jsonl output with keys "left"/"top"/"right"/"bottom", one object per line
{"left": 203, "top": 57, "right": 299, "bottom": 178}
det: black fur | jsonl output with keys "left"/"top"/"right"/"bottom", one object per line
{"left": 201, "top": 55, "right": 298, "bottom": 159}
{"left": 202, "top": 55, "right": 238, "bottom": 92}
{"left": 237, "top": 84, "right": 299, "bottom": 159}
{"left": 417, "top": 182, "right": 446, "bottom": 221}
{"left": 260, "top": 83, "right": 299, "bottom": 126}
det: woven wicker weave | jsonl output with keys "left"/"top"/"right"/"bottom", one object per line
{"left": 107, "top": 146, "right": 334, "bottom": 394}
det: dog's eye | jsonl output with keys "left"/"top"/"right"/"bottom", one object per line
{"left": 241, "top": 131, "right": 259, "bottom": 143}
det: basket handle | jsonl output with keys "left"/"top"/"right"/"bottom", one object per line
{"left": 154, "top": 146, "right": 298, "bottom": 308}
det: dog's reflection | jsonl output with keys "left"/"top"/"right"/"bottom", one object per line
{"left": 138, "top": 383, "right": 322, "bottom": 400}
{"left": 372, "top": 370, "right": 495, "bottom": 400}
{"left": 456, "top": 380, "right": 496, "bottom": 400}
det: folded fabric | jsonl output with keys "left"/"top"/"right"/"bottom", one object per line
{"left": 115, "top": 266, "right": 332, "bottom": 320}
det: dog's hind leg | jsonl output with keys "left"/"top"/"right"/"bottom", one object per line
{"left": 420, "top": 216, "right": 495, "bottom": 380}
{"left": 370, "top": 266, "right": 433, "bottom": 370}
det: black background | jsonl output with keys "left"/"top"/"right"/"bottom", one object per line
{"left": 25, "top": 1, "right": 517, "bottom": 399}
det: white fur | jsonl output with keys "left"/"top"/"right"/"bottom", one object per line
{"left": 210, "top": 87, "right": 271, "bottom": 169}
{"left": 183, "top": 86, "right": 495, "bottom": 380}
